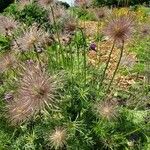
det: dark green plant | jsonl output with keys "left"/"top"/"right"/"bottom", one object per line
{"left": 4, "top": 3, "right": 52, "bottom": 30}
{"left": 0, "top": 0, "right": 14, "bottom": 13}
{"left": 0, "top": 35, "right": 11, "bottom": 52}
{"left": 94, "top": 0, "right": 149, "bottom": 6}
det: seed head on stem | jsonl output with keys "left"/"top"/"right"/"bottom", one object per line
{"left": 7, "top": 64, "right": 61, "bottom": 125}
{"left": 104, "top": 15, "right": 134, "bottom": 43}
{"left": 37, "top": 0, "right": 54, "bottom": 8}
{"left": 94, "top": 100, "right": 118, "bottom": 120}
{"left": 0, "top": 15, "right": 19, "bottom": 36}
{"left": 0, "top": 53, "right": 17, "bottom": 73}
{"left": 49, "top": 127, "right": 67, "bottom": 149}
{"left": 13, "top": 24, "right": 50, "bottom": 52}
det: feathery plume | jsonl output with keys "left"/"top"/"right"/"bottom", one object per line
{"left": 0, "top": 15, "right": 18, "bottom": 36}
{"left": 7, "top": 99, "right": 33, "bottom": 125}
{"left": 61, "top": 14, "right": 77, "bottom": 34}
{"left": 0, "top": 53, "right": 17, "bottom": 73}
{"left": 19, "top": 64, "right": 58, "bottom": 110}
{"left": 94, "top": 7, "right": 109, "bottom": 20}
{"left": 75, "top": 0, "right": 92, "bottom": 8}
{"left": 49, "top": 127, "right": 67, "bottom": 149}
{"left": 94, "top": 100, "right": 118, "bottom": 120}
{"left": 13, "top": 24, "right": 50, "bottom": 52}
{"left": 37, "top": 0, "right": 54, "bottom": 8}
{"left": 48, "top": 4, "right": 66, "bottom": 25}
{"left": 7, "top": 64, "right": 61, "bottom": 125}
{"left": 104, "top": 15, "right": 134, "bottom": 43}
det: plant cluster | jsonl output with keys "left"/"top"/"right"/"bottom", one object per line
{"left": 93, "top": 0, "right": 150, "bottom": 7}
{"left": 0, "top": 0, "right": 149, "bottom": 150}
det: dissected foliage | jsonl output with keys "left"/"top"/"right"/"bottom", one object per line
{"left": 0, "top": 1, "right": 149, "bottom": 150}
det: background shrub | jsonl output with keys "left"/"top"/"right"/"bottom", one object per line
{"left": 4, "top": 3, "right": 52, "bottom": 30}
{"left": 0, "top": 0, "right": 14, "bottom": 13}
{"left": 94, "top": 0, "right": 150, "bottom": 6}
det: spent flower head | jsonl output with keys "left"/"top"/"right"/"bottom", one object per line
{"left": 7, "top": 98, "right": 34, "bottom": 125}
{"left": 0, "top": 53, "right": 17, "bottom": 73}
{"left": 49, "top": 127, "right": 67, "bottom": 149}
{"left": 13, "top": 24, "right": 50, "bottom": 52}
{"left": 75, "top": 0, "right": 92, "bottom": 8}
{"left": 7, "top": 64, "right": 61, "bottom": 125}
{"left": 59, "top": 13, "right": 77, "bottom": 35}
{"left": 104, "top": 15, "right": 134, "bottom": 43}
{"left": 19, "top": 64, "right": 59, "bottom": 110}
{"left": 0, "top": 15, "right": 19, "bottom": 36}
{"left": 94, "top": 7, "right": 109, "bottom": 20}
{"left": 94, "top": 100, "right": 118, "bottom": 120}
{"left": 37, "top": 0, "right": 54, "bottom": 8}
{"left": 48, "top": 4, "right": 66, "bottom": 24}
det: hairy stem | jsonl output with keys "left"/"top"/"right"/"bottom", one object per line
{"left": 106, "top": 41, "right": 125, "bottom": 92}
{"left": 100, "top": 40, "right": 116, "bottom": 86}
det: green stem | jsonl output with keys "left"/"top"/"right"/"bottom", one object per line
{"left": 50, "top": 5, "right": 65, "bottom": 67}
{"left": 79, "top": 28, "right": 87, "bottom": 84}
{"left": 33, "top": 45, "right": 42, "bottom": 71}
{"left": 68, "top": 44, "right": 73, "bottom": 73}
{"left": 97, "top": 20, "right": 101, "bottom": 67}
{"left": 106, "top": 41, "right": 125, "bottom": 92}
{"left": 100, "top": 40, "right": 116, "bottom": 86}
{"left": 75, "top": 32, "right": 80, "bottom": 71}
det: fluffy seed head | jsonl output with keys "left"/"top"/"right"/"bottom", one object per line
{"left": 75, "top": 0, "right": 92, "bottom": 8}
{"left": 38, "top": 0, "right": 54, "bottom": 8}
{"left": 0, "top": 15, "right": 18, "bottom": 36}
{"left": 13, "top": 25, "right": 50, "bottom": 52}
{"left": 7, "top": 64, "right": 60, "bottom": 125}
{"left": 62, "top": 14, "right": 77, "bottom": 34}
{"left": 7, "top": 99, "right": 34, "bottom": 125}
{"left": 94, "top": 100, "right": 118, "bottom": 120}
{"left": 59, "top": 33, "right": 72, "bottom": 45}
{"left": 49, "top": 127, "right": 67, "bottom": 149}
{"left": 94, "top": 7, "right": 108, "bottom": 20}
{"left": 48, "top": 5, "right": 66, "bottom": 24}
{"left": 0, "top": 53, "right": 17, "bottom": 73}
{"left": 104, "top": 15, "right": 134, "bottom": 42}
{"left": 19, "top": 64, "right": 58, "bottom": 110}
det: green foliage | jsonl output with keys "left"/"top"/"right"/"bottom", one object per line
{"left": 4, "top": 3, "right": 51, "bottom": 29}
{"left": 94, "top": 0, "right": 150, "bottom": 6}
{"left": 0, "top": 35, "right": 11, "bottom": 52}
{"left": 0, "top": 1, "right": 150, "bottom": 150}
{"left": 72, "top": 7, "right": 96, "bottom": 20}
